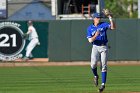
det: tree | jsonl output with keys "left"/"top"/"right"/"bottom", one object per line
{"left": 104, "top": 0, "right": 138, "bottom": 18}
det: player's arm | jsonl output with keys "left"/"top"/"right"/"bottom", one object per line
{"left": 108, "top": 15, "right": 116, "bottom": 30}
{"left": 88, "top": 31, "right": 100, "bottom": 43}
{"left": 102, "top": 9, "right": 116, "bottom": 30}
{"left": 22, "top": 27, "right": 32, "bottom": 39}
{"left": 26, "top": 27, "right": 32, "bottom": 35}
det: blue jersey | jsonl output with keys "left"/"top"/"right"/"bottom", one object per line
{"left": 87, "top": 22, "right": 111, "bottom": 45}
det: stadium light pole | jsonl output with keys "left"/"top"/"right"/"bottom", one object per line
{"left": 138, "top": 0, "right": 140, "bottom": 18}
{"left": 96, "top": 0, "right": 105, "bottom": 13}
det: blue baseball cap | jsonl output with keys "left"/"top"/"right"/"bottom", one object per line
{"left": 92, "top": 13, "right": 101, "bottom": 18}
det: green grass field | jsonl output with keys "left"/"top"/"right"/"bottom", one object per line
{"left": 0, "top": 65, "right": 140, "bottom": 93}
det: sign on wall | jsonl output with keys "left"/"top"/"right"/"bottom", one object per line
{"left": 0, "top": 22, "right": 25, "bottom": 61}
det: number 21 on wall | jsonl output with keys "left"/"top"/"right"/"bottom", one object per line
{"left": 0, "top": 34, "right": 16, "bottom": 47}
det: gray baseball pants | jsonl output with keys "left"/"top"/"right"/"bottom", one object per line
{"left": 91, "top": 45, "right": 108, "bottom": 72}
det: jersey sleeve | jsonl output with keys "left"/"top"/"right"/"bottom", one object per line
{"left": 86, "top": 26, "right": 92, "bottom": 38}
{"left": 105, "top": 22, "right": 111, "bottom": 29}
{"left": 28, "top": 27, "right": 33, "bottom": 32}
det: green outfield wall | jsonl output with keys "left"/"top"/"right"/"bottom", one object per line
{"left": 48, "top": 19, "right": 140, "bottom": 61}
{"left": 0, "top": 19, "right": 139, "bottom": 61}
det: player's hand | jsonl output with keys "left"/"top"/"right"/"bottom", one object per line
{"left": 22, "top": 33, "right": 28, "bottom": 39}
{"left": 88, "top": 31, "right": 100, "bottom": 43}
{"left": 94, "top": 31, "right": 100, "bottom": 37}
{"left": 102, "top": 9, "right": 112, "bottom": 17}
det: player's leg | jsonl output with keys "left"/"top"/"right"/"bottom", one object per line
{"left": 99, "top": 46, "right": 108, "bottom": 92}
{"left": 25, "top": 39, "right": 38, "bottom": 59}
{"left": 91, "top": 45, "right": 100, "bottom": 86}
{"left": 29, "top": 53, "right": 34, "bottom": 59}
{"left": 23, "top": 42, "right": 32, "bottom": 60}
{"left": 25, "top": 42, "right": 34, "bottom": 58}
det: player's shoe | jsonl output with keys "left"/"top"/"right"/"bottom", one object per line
{"left": 98, "top": 85, "right": 105, "bottom": 93}
{"left": 23, "top": 56, "right": 29, "bottom": 61}
{"left": 29, "top": 57, "right": 34, "bottom": 60}
{"left": 93, "top": 75, "right": 99, "bottom": 87}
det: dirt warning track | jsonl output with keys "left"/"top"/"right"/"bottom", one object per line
{"left": 0, "top": 60, "right": 140, "bottom": 67}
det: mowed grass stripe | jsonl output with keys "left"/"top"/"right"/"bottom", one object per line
{"left": 0, "top": 66, "right": 139, "bottom": 93}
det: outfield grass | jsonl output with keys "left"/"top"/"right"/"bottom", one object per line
{"left": 0, "top": 65, "right": 140, "bottom": 93}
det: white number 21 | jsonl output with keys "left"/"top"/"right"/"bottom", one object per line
{"left": 0, "top": 34, "right": 16, "bottom": 47}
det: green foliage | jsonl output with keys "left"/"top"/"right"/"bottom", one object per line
{"left": 104, "top": 0, "right": 138, "bottom": 18}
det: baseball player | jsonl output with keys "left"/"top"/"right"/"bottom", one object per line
{"left": 23, "top": 20, "right": 40, "bottom": 61}
{"left": 86, "top": 11, "right": 116, "bottom": 92}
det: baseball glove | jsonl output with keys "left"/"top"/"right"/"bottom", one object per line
{"left": 22, "top": 33, "right": 28, "bottom": 39}
{"left": 102, "top": 9, "right": 112, "bottom": 17}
